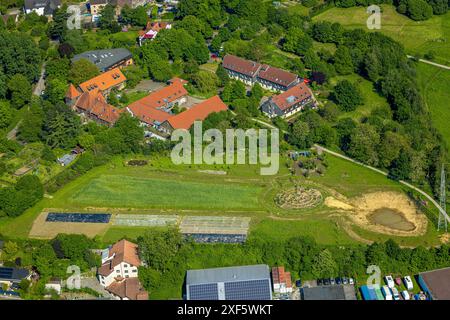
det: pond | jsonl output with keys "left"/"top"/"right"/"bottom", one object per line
{"left": 369, "top": 208, "right": 416, "bottom": 231}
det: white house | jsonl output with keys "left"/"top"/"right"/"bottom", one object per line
{"left": 24, "top": 0, "right": 61, "bottom": 16}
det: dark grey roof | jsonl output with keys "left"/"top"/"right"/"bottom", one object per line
{"left": 24, "top": 0, "right": 60, "bottom": 11}
{"left": 0, "top": 267, "right": 30, "bottom": 282}
{"left": 186, "top": 264, "right": 270, "bottom": 286}
{"left": 302, "top": 285, "right": 356, "bottom": 300}
{"left": 72, "top": 49, "right": 133, "bottom": 72}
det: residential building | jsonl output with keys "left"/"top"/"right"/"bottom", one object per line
{"left": 57, "top": 154, "right": 76, "bottom": 166}
{"left": 72, "top": 49, "right": 133, "bottom": 72}
{"left": 106, "top": 277, "right": 148, "bottom": 300}
{"left": 260, "top": 82, "right": 313, "bottom": 118}
{"left": 186, "top": 264, "right": 272, "bottom": 300}
{"left": 138, "top": 21, "right": 172, "bottom": 46}
{"left": 88, "top": 0, "right": 109, "bottom": 21}
{"left": 126, "top": 78, "right": 188, "bottom": 128}
{"left": 417, "top": 267, "right": 450, "bottom": 300}
{"left": 45, "top": 278, "right": 62, "bottom": 295}
{"left": 1, "top": 14, "right": 19, "bottom": 25}
{"left": 78, "top": 67, "right": 127, "bottom": 96}
{"left": 70, "top": 90, "right": 123, "bottom": 126}
{"left": 301, "top": 285, "right": 356, "bottom": 300}
{"left": 222, "top": 54, "right": 299, "bottom": 91}
{"left": 160, "top": 95, "right": 228, "bottom": 133}
{"left": 271, "top": 266, "right": 292, "bottom": 294}
{"left": 23, "top": 0, "right": 61, "bottom": 16}
{"left": 0, "top": 267, "right": 31, "bottom": 286}
{"left": 98, "top": 239, "right": 141, "bottom": 286}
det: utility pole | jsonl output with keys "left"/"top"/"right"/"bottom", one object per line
{"left": 438, "top": 164, "right": 448, "bottom": 232}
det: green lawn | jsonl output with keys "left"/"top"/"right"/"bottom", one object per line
{"left": 314, "top": 5, "right": 450, "bottom": 65}
{"left": 330, "top": 73, "right": 390, "bottom": 121}
{"left": 415, "top": 62, "right": 450, "bottom": 147}
{"left": 68, "top": 174, "right": 263, "bottom": 210}
{"left": 311, "top": 155, "right": 402, "bottom": 198}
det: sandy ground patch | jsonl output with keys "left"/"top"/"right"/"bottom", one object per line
{"left": 275, "top": 187, "right": 322, "bottom": 209}
{"left": 29, "top": 212, "right": 109, "bottom": 239}
{"left": 324, "top": 191, "right": 428, "bottom": 237}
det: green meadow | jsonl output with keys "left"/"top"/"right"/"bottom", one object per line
{"left": 314, "top": 5, "right": 450, "bottom": 65}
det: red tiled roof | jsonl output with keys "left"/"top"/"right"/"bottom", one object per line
{"left": 66, "top": 84, "right": 81, "bottom": 99}
{"left": 271, "top": 83, "right": 312, "bottom": 111}
{"left": 74, "top": 90, "right": 123, "bottom": 125}
{"left": 79, "top": 68, "right": 126, "bottom": 93}
{"left": 258, "top": 65, "right": 298, "bottom": 87}
{"left": 165, "top": 96, "right": 228, "bottom": 130}
{"left": 98, "top": 240, "right": 141, "bottom": 277}
{"left": 127, "top": 79, "right": 188, "bottom": 125}
{"left": 272, "top": 266, "right": 292, "bottom": 288}
{"left": 222, "top": 54, "right": 262, "bottom": 77}
{"left": 106, "top": 278, "right": 148, "bottom": 300}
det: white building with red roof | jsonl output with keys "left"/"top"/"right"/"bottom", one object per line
{"left": 222, "top": 54, "right": 300, "bottom": 91}
{"left": 260, "top": 82, "right": 313, "bottom": 118}
{"left": 272, "top": 266, "right": 292, "bottom": 294}
{"left": 138, "top": 21, "right": 172, "bottom": 46}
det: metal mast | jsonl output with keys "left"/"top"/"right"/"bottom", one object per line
{"left": 438, "top": 164, "right": 448, "bottom": 232}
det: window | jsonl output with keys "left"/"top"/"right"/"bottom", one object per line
{"left": 125, "top": 270, "right": 129, "bottom": 273}
{"left": 132, "top": 270, "right": 137, "bottom": 273}
{"left": 124, "top": 264, "right": 128, "bottom": 267}
{"left": 125, "top": 275, "right": 129, "bottom": 278}
{"left": 116, "top": 270, "right": 120, "bottom": 273}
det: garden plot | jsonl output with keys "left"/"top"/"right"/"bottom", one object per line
{"left": 179, "top": 216, "right": 251, "bottom": 235}
{"left": 112, "top": 214, "right": 180, "bottom": 227}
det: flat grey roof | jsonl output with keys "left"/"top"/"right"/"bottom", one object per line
{"left": 302, "top": 285, "right": 356, "bottom": 300}
{"left": 72, "top": 48, "right": 132, "bottom": 72}
{"left": 186, "top": 264, "right": 270, "bottom": 285}
{"left": 420, "top": 267, "right": 450, "bottom": 300}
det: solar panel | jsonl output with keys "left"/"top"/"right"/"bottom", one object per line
{"left": 188, "top": 283, "right": 219, "bottom": 300}
{"left": 184, "top": 233, "right": 247, "bottom": 244}
{"left": 224, "top": 279, "right": 272, "bottom": 300}
{"left": 0, "top": 267, "right": 13, "bottom": 279}
{"left": 46, "top": 213, "right": 111, "bottom": 223}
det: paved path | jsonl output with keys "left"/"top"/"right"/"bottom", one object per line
{"left": 33, "top": 64, "right": 46, "bottom": 96}
{"left": 407, "top": 55, "right": 450, "bottom": 71}
{"left": 6, "top": 120, "right": 21, "bottom": 141}
{"left": 314, "top": 144, "right": 450, "bottom": 228}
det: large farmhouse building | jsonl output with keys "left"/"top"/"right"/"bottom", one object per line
{"left": 98, "top": 239, "right": 148, "bottom": 300}
{"left": 65, "top": 68, "right": 127, "bottom": 126}
{"left": 260, "top": 82, "right": 313, "bottom": 118}
{"left": 72, "top": 49, "right": 133, "bottom": 72}
{"left": 160, "top": 95, "right": 228, "bottom": 133}
{"left": 24, "top": 0, "right": 61, "bottom": 16}
{"left": 127, "top": 78, "right": 188, "bottom": 128}
{"left": 222, "top": 54, "right": 299, "bottom": 91}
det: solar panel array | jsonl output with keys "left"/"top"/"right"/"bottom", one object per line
{"left": 46, "top": 212, "right": 111, "bottom": 223}
{"left": 188, "top": 279, "right": 271, "bottom": 300}
{"left": 188, "top": 283, "right": 219, "bottom": 300}
{"left": 0, "top": 267, "right": 13, "bottom": 280}
{"left": 224, "top": 280, "right": 272, "bottom": 300}
{"left": 184, "top": 233, "right": 247, "bottom": 243}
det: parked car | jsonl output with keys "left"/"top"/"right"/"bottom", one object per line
{"left": 395, "top": 277, "right": 402, "bottom": 286}
{"left": 403, "top": 276, "right": 414, "bottom": 290}
{"left": 330, "top": 278, "right": 335, "bottom": 285}
{"left": 385, "top": 275, "right": 395, "bottom": 288}
{"left": 401, "top": 290, "right": 410, "bottom": 300}
{"left": 335, "top": 277, "right": 342, "bottom": 285}
{"left": 323, "top": 278, "right": 331, "bottom": 285}
{"left": 392, "top": 287, "right": 400, "bottom": 300}
{"left": 342, "top": 277, "right": 348, "bottom": 285}
{"left": 381, "top": 285, "right": 393, "bottom": 300}
{"left": 317, "top": 279, "right": 323, "bottom": 286}
{"left": 349, "top": 278, "right": 354, "bottom": 285}
{"left": 296, "top": 280, "right": 302, "bottom": 287}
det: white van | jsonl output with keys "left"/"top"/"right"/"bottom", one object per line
{"left": 403, "top": 276, "right": 413, "bottom": 290}
{"left": 385, "top": 275, "right": 395, "bottom": 288}
{"left": 382, "top": 285, "right": 393, "bottom": 300}
{"left": 392, "top": 287, "right": 400, "bottom": 300}
{"left": 401, "top": 290, "right": 410, "bottom": 300}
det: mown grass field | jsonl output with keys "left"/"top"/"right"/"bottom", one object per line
{"left": 314, "top": 5, "right": 450, "bottom": 65}
{"left": 415, "top": 62, "right": 450, "bottom": 147}
{"left": 68, "top": 174, "right": 262, "bottom": 210}
{"left": 0, "top": 153, "right": 443, "bottom": 246}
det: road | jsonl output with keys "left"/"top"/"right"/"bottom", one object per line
{"left": 407, "top": 55, "right": 450, "bottom": 71}
{"left": 314, "top": 144, "right": 450, "bottom": 228}
{"left": 33, "top": 64, "right": 46, "bottom": 96}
